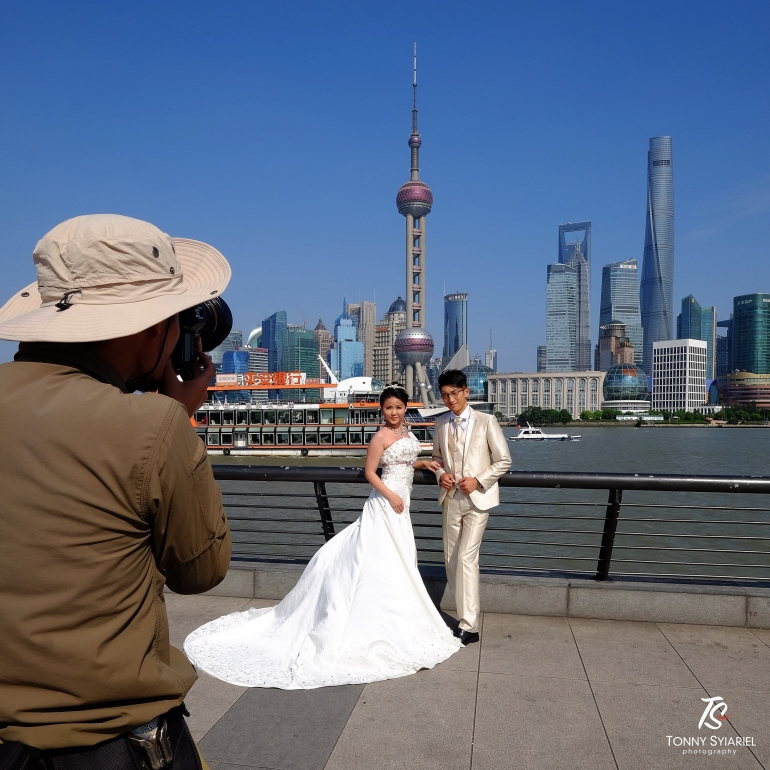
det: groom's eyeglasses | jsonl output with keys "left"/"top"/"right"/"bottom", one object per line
{"left": 440, "top": 389, "right": 464, "bottom": 401}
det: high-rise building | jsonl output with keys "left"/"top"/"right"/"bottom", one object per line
{"left": 394, "top": 45, "right": 435, "bottom": 397}
{"left": 483, "top": 332, "right": 497, "bottom": 372}
{"left": 373, "top": 297, "right": 407, "bottom": 385}
{"left": 594, "top": 323, "right": 635, "bottom": 372}
{"left": 676, "top": 295, "right": 716, "bottom": 378}
{"left": 244, "top": 346, "right": 268, "bottom": 403}
{"left": 262, "top": 311, "right": 287, "bottom": 374}
{"left": 641, "top": 136, "right": 675, "bottom": 374}
{"left": 545, "top": 262, "right": 577, "bottom": 371}
{"left": 313, "top": 319, "right": 333, "bottom": 379}
{"left": 732, "top": 293, "right": 770, "bottom": 374}
{"left": 281, "top": 323, "right": 320, "bottom": 401}
{"left": 345, "top": 300, "right": 377, "bottom": 377}
{"left": 210, "top": 330, "right": 243, "bottom": 370}
{"left": 652, "top": 339, "right": 707, "bottom": 412}
{"left": 716, "top": 332, "right": 731, "bottom": 377}
{"left": 443, "top": 293, "right": 468, "bottom": 362}
{"left": 599, "top": 259, "right": 643, "bottom": 366}
{"left": 330, "top": 306, "right": 364, "bottom": 380}
{"left": 536, "top": 345, "right": 547, "bottom": 373}
{"left": 558, "top": 222, "right": 591, "bottom": 370}
{"left": 221, "top": 349, "right": 250, "bottom": 403}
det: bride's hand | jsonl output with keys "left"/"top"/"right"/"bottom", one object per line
{"left": 419, "top": 460, "right": 442, "bottom": 473}
{"left": 388, "top": 492, "right": 404, "bottom": 514}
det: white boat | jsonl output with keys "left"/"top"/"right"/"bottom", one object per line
{"left": 510, "top": 423, "right": 581, "bottom": 441}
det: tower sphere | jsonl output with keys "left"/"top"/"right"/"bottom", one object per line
{"left": 408, "top": 133, "right": 422, "bottom": 149}
{"left": 394, "top": 328, "right": 434, "bottom": 367}
{"left": 396, "top": 180, "right": 433, "bottom": 218}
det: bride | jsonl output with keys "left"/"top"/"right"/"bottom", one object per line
{"left": 184, "top": 385, "right": 461, "bottom": 689}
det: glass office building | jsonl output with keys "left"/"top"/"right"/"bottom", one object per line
{"left": 443, "top": 293, "right": 468, "bottom": 362}
{"left": 640, "top": 136, "right": 675, "bottom": 374}
{"left": 558, "top": 222, "right": 591, "bottom": 371}
{"left": 262, "top": 310, "right": 287, "bottom": 374}
{"left": 676, "top": 294, "right": 716, "bottom": 378}
{"left": 599, "top": 260, "right": 643, "bottom": 366}
{"left": 546, "top": 262, "right": 577, "bottom": 371}
{"left": 281, "top": 324, "right": 320, "bottom": 401}
{"left": 732, "top": 293, "right": 770, "bottom": 374}
{"left": 329, "top": 309, "right": 364, "bottom": 380}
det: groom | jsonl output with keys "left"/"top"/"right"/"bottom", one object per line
{"left": 432, "top": 370, "right": 511, "bottom": 645}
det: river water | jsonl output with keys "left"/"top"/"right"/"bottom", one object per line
{"left": 214, "top": 426, "right": 770, "bottom": 583}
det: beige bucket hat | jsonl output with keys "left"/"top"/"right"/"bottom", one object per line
{"left": 0, "top": 213, "right": 231, "bottom": 342}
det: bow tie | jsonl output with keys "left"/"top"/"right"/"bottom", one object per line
{"left": 451, "top": 415, "right": 467, "bottom": 429}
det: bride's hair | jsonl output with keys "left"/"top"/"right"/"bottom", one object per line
{"left": 379, "top": 385, "right": 409, "bottom": 408}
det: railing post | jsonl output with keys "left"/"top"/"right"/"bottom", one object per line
{"left": 596, "top": 488, "right": 622, "bottom": 580}
{"left": 314, "top": 481, "right": 336, "bottom": 541}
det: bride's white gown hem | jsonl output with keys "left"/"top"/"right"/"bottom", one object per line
{"left": 184, "top": 432, "right": 461, "bottom": 689}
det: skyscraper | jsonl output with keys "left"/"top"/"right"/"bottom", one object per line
{"left": 558, "top": 222, "right": 591, "bottom": 370}
{"left": 443, "top": 293, "right": 468, "bottom": 362}
{"left": 599, "top": 259, "right": 643, "bottom": 367}
{"left": 373, "top": 297, "right": 407, "bottom": 385}
{"left": 312, "top": 319, "right": 333, "bottom": 373}
{"left": 330, "top": 306, "right": 364, "bottom": 380}
{"left": 484, "top": 332, "right": 498, "bottom": 373}
{"left": 676, "top": 295, "right": 716, "bottom": 379}
{"left": 732, "top": 293, "right": 770, "bottom": 374}
{"left": 640, "top": 136, "right": 675, "bottom": 374}
{"left": 210, "top": 330, "right": 243, "bottom": 370}
{"left": 394, "top": 45, "right": 435, "bottom": 397}
{"left": 545, "top": 262, "right": 577, "bottom": 371}
{"left": 345, "top": 300, "right": 376, "bottom": 377}
{"left": 282, "top": 323, "right": 320, "bottom": 401}
{"left": 536, "top": 345, "right": 547, "bottom": 373}
{"left": 262, "top": 310, "right": 287, "bottom": 374}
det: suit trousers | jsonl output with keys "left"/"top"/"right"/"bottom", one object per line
{"left": 442, "top": 493, "right": 488, "bottom": 633}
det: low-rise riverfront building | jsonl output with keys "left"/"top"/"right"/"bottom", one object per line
{"left": 488, "top": 370, "right": 604, "bottom": 420}
{"left": 714, "top": 371, "right": 770, "bottom": 409}
{"left": 652, "top": 339, "right": 707, "bottom": 412}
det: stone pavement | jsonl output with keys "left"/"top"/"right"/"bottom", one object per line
{"left": 167, "top": 594, "right": 770, "bottom": 770}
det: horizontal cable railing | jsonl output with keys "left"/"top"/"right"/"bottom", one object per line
{"left": 212, "top": 466, "right": 770, "bottom": 585}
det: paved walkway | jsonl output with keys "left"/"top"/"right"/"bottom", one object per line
{"left": 167, "top": 594, "right": 770, "bottom": 770}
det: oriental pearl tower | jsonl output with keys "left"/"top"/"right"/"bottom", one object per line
{"left": 394, "top": 44, "right": 438, "bottom": 405}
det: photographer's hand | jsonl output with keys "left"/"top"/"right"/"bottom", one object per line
{"left": 160, "top": 340, "right": 215, "bottom": 417}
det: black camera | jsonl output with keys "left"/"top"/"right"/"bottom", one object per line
{"left": 171, "top": 296, "right": 233, "bottom": 377}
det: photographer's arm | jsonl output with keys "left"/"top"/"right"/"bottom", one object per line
{"left": 147, "top": 403, "right": 232, "bottom": 594}
{"left": 159, "top": 339, "right": 216, "bottom": 418}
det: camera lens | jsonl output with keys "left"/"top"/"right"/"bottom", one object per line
{"left": 197, "top": 296, "right": 233, "bottom": 352}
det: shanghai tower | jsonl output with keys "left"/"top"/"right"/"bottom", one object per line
{"left": 640, "top": 136, "right": 674, "bottom": 374}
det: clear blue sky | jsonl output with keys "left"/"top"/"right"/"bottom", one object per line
{"left": 1, "top": 0, "right": 768, "bottom": 370}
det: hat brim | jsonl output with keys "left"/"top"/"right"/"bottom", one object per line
{"left": 0, "top": 238, "right": 231, "bottom": 342}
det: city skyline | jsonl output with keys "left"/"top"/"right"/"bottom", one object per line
{"left": 0, "top": 2, "right": 768, "bottom": 369}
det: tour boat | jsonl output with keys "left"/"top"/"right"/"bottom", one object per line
{"left": 510, "top": 423, "right": 581, "bottom": 441}
{"left": 194, "top": 369, "right": 444, "bottom": 457}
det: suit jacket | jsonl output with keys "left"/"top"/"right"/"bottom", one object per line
{"left": 432, "top": 409, "right": 512, "bottom": 510}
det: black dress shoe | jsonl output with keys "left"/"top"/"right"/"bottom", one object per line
{"left": 457, "top": 630, "right": 480, "bottom": 646}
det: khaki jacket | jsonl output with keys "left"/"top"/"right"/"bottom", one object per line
{"left": 432, "top": 409, "right": 512, "bottom": 510}
{"left": 0, "top": 344, "right": 231, "bottom": 750}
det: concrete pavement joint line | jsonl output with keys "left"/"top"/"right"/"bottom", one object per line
{"left": 468, "top": 613, "right": 483, "bottom": 770}
{"left": 654, "top": 624, "right": 767, "bottom": 770}
{"left": 748, "top": 628, "right": 770, "bottom": 650}
{"left": 566, "top": 618, "right": 620, "bottom": 770}
{"left": 322, "top": 684, "right": 364, "bottom": 770}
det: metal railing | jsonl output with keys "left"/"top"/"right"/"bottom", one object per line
{"left": 212, "top": 466, "right": 770, "bottom": 586}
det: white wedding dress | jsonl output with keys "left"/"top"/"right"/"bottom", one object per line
{"left": 184, "top": 432, "right": 461, "bottom": 688}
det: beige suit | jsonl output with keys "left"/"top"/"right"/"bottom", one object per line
{"left": 432, "top": 409, "right": 511, "bottom": 632}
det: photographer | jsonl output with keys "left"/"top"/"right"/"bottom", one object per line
{"left": 0, "top": 214, "right": 232, "bottom": 769}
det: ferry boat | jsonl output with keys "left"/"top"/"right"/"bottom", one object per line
{"left": 510, "top": 423, "right": 581, "bottom": 441}
{"left": 194, "top": 370, "right": 446, "bottom": 457}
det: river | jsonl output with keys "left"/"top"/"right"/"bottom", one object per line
{"left": 213, "top": 426, "right": 770, "bottom": 583}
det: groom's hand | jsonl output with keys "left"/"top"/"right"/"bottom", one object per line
{"left": 440, "top": 473, "right": 456, "bottom": 490}
{"left": 458, "top": 477, "right": 479, "bottom": 494}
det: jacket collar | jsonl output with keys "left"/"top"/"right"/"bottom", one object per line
{"left": 14, "top": 342, "right": 130, "bottom": 393}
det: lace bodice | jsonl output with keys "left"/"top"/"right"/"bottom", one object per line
{"left": 380, "top": 432, "right": 420, "bottom": 493}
